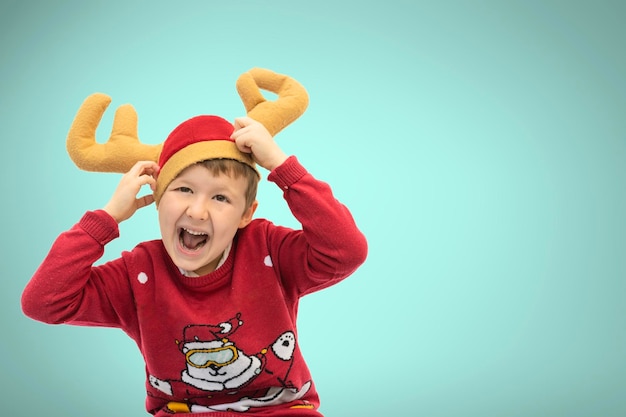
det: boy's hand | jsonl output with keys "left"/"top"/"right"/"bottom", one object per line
{"left": 232, "top": 117, "right": 288, "bottom": 171}
{"left": 103, "top": 161, "right": 159, "bottom": 223}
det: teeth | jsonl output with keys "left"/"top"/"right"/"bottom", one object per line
{"left": 183, "top": 228, "right": 207, "bottom": 236}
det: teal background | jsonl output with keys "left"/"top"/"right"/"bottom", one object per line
{"left": 1, "top": 1, "right": 624, "bottom": 416}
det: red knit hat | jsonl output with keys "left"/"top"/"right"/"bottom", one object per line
{"left": 153, "top": 115, "right": 259, "bottom": 204}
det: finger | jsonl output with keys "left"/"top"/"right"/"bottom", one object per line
{"left": 233, "top": 134, "right": 253, "bottom": 154}
{"left": 140, "top": 161, "right": 160, "bottom": 176}
{"left": 138, "top": 174, "right": 157, "bottom": 191}
{"left": 127, "top": 163, "right": 159, "bottom": 186}
{"left": 136, "top": 194, "right": 155, "bottom": 210}
{"left": 130, "top": 160, "right": 159, "bottom": 174}
{"left": 230, "top": 126, "right": 249, "bottom": 141}
{"left": 233, "top": 116, "right": 254, "bottom": 131}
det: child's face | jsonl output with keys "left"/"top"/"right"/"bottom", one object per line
{"left": 157, "top": 163, "right": 257, "bottom": 276}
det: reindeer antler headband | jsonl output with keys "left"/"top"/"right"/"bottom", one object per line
{"left": 65, "top": 67, "right": 309, "bottom": 203}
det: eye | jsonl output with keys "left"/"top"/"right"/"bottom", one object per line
{"left": 213, "top": 194, "right": 230, "bottom": 203}
{"left": 175, "top": 186, "right": 193, "bottom": 193}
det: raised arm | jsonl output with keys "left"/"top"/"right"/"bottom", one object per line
{"left": 268, "top": 156, "right": 368, "bottom": 295}
{"left": 21, "top": 210, "right": 126, "bottom": 325}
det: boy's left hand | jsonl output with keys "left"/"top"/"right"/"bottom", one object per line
{"left": 232, "top": 117, "right": 288, "bottom": 171}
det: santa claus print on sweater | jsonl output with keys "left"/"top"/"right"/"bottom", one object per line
{"left": 147, "top": 313, "right": 313, "bottom": 413}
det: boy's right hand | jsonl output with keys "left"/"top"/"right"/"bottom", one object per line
{"left": 103, "top": 161, "right": 159, "bottom": 223}
{"left": 231, "top": 117, "right": 288, "bottom": 172}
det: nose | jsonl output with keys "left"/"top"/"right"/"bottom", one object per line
{"left": 186, "top": 197, "right": 209, "bottom": 221}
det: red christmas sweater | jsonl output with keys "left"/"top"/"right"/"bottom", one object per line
{"left": 22, "top": 156, "right": 367, "bottom": 417}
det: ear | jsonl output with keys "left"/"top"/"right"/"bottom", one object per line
{"left": 239, "top": 200, "right": 258, "bottom": 228}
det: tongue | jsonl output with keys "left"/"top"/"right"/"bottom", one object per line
{"left": 182, "top": 231, "right": 207, "bottom": 250}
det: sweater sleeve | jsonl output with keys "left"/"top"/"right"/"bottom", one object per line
{"left": 266, "top": 156, "right": 368, "bottom": 295}
{"left": 21, "top": 210, "right": 132, "bottom": 327}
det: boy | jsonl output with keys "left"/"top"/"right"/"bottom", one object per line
{"left": 21, "top": 107, "right": 367, "bottom": 415}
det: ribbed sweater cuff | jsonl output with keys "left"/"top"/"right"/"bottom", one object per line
{"left": 268, "top": 155, "right": 307, "bottom": 190}
{"left": 79, "top": 210, "right": 120, "bottom": 245}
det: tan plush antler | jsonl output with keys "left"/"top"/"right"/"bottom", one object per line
{"left": 66, "top": 93, "right": 162, "bottom": 173}
{"left": 66, "top": 68, "right": 309, "bottom": 173}
{"left": 236, "top": 67, "right": 309, "bottom": 136}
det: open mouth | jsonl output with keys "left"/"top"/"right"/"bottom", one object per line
{"left": 179, "top": 227, "right": 208, "bottom": 251}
